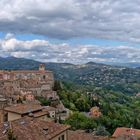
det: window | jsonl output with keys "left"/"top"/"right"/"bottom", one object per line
{"left": 62, "top": 135, "right": 64, "bottom": 140}
{"left": 51, "top": 115, "right": 55, "bottom": 118}
{"left": 58, "top": 135, "right": 65, "bottom": 140}
{"left": 43, "top": 75, "right": 46, "bottom": 80}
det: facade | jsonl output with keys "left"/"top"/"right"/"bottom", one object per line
{"left": 0, "top": 96, "right": 8, "bottom": 123}
{"left": 25, "top": 92, "right": 35, "bottom": 101}
{"left": 0, "top": 64, "right": 53, "bottom": 82}
{"left": 89, "top": 106, "right": 102, "bottom": 118}
{"left": 0, "top": 64, "right": 57, "bottom": 102}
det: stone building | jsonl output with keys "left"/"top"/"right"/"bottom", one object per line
{"left": 0, "top": 96, "right": 8, "bottom": 123}
{"left": 89, "top": 106, "right": 102, "bottom": 118}
{"left": 4, "top": 104, "right": 56, "bottom": 122}
{"left": 0, "top": 64, "right": 57, "bottom": 101}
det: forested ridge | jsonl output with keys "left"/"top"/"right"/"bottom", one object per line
{"left": 54, "top": 81, "right": 140, "bottom": 135}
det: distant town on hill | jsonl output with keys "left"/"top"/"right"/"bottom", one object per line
{"left": 0, "top": 56, "right": 140, "bottom": 95}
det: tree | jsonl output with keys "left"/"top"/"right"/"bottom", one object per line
{"left": 64, "top": 112, "right": 97, "bottom": 130}
{"left": 75, "top": 98, "right": 90, "bottom": 112}
{"left": 7, "top": 128, "right": 16, "bottom": 140}
{"left": 36, "top": 96, "right": 50, "bottom": 106}
{"left": 95, "top": 126, "right": 110, "bottom": 136}
{"left": 53, "top": 80, "right": 62, "bottom": 91}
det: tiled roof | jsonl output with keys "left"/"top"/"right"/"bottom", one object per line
{"left": 33, "top": 110, "right": 48, "bottom": 118}
{"left": 4, "top": 104, "right": 43, "bottom": 114}
{"left": 112, "top": 127, "right": 140, "bottom": 138}
{"left": 0, "top": 117, "right": 70, "bottom": 140}
{"left": 68, "top": 130, "right": 109, "bottom": 140}
{"left": 43, "top": 106, "right": 56, "bottom": 112}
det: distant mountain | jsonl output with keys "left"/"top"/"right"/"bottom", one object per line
{"left": 110, "top": 62, "right": 140, "bottom": 68}
{"left": 0, "top": 57, "right": 40, "bottom": 70}
{"left": 0, "top": 57, "right": 140, "bottom": 94}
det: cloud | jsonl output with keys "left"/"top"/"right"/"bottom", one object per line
{"left": 0, "top": 34, "right": 140, "bottom": 64}
{"left": 0, "top": 0, "right": 140, "bottom": 42}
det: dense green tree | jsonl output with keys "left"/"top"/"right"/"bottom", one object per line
{"left": 64, "top": 112, "right": 97, "bottom": 130}
{"left": 36, "top": 96, "right": 51, "bottom": 106}
{"left": 50, "top": 82, "right": 140, "bottom": 135}
{"left": 95, "top": 126, "right": 110, "bottom": 136}
{"left": 75, "top": 98, "right": 90, "bottom": 111}
{"left": 7, "top": 129, "right": 16, "bottom": 140}
{"left": 53, "top": 80, "right": 62, "bottom": 91}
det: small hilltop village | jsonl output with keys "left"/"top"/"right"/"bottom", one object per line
{"left": 0, "top": 64, "right": 138, "bottom": 140}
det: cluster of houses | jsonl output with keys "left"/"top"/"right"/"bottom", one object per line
{"left": 0, "top": 64, "right": 72, "bottom": 140}
{"left": 0, "top": 64, "right": 57, "bottom": 100}
{"left": 0, "top": 64, "right": 138, "bottom": 140}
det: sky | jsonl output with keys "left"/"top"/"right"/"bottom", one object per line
{"left": 0, "top": 0, "right": 140, "bottom": 64}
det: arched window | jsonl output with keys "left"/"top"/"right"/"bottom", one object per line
{"left": 43, "top": 75, "right": 46, "bottom": 80}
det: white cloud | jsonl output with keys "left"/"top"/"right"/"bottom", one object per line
{"left": 0, "top": 36, "right": 49, "bottom": 52}
{"left": 0, "top": 34, "right": 140, "bottom": 64}
{"left": 0, "top": 0, "right": 140, "bottom": 42}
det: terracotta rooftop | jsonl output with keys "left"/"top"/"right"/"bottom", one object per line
{"left": 33, "top": 110, "right": 48, "bottom": 118}
{"left": 4, "top": 104, "right": 43, "bottom": 115}
{"left": 0, "top": 117, "right": 70, "bottom": 140}
{"left": 43, "top": 106, "right": 56, "bottom": 112}
{"left": 112, "top": 127, "right": 140, "bottom": 138}
{"left": 68, "top": 130, "right": 109, "bottom": 140}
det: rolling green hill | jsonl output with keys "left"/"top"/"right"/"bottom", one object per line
{"left": 0, "top": 57, "right": 140, "bottom": 94}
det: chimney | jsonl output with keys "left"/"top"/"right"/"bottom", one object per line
{"left": 43, "top": 128, "right": 49, "bottom": 135}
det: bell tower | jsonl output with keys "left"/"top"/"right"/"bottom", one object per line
{"left": 39, "top": 64, "right": 45, "bottom": 71}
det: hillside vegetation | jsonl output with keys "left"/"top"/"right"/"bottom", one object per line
{"left": 54, "top": 81, "right": 140, "bottom": 135}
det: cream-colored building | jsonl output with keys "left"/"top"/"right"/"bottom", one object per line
{"left": 4, "top": 104, "right": 55, "bottom": 122}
